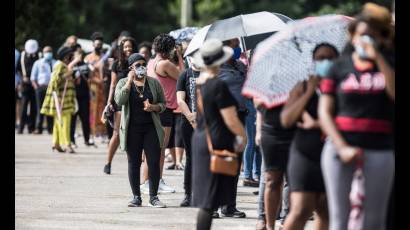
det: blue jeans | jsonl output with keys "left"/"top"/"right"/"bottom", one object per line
{"left": 243, "top": 100, "right": 262, "bottom": 179}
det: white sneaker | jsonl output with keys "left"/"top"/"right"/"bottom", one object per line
{"left": 158, "top": 179, "right": 175, "bottom": 194}
{"left": 140, "top": 181, "right": 150, "bottom": 195}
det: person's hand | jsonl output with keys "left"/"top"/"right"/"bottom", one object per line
{"left": 143, "top": 99, "right": 153, "bottom": 112}
{"left": 186, "top": 112, "right": 196, "bottom": 123}
{"left": 297, "top": 112, "right": 318, "bottom": 130}
{"left": 234, "top": 135, "right": 247, "bottom": 153}
{"left": 22, "top": 76, "right": 29, "bottom": 83}
{"left": 127, "top": 70, "right": 135, "bottom": 83}
{"left": 338, "top": 146, "right": 363, "bottom": 164}
{"left": 306, "top": 76, "right": 320, "bottom": 94}
{"left": 289, "top": 81, "right": 305, "bottom": 98}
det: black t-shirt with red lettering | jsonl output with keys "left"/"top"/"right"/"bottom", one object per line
{"left": 320, "top": 53, "right": 394, "bottom": 150}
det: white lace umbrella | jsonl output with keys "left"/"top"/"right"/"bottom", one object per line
{"left": 242, "top": 15, "right": 352, "bottom": 108}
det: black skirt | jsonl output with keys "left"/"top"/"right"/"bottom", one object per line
{"left": 191, "top": 128, "right": 236, "bottom": 210}
{"left": 287, "top": 142, "right": 325, "bottom": 193}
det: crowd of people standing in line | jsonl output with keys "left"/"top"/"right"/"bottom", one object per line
{"left": 15, "top": 2, "right": 394, "bottom": 230}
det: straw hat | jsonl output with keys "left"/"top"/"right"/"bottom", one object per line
{"left": 193, "top": 39, "right": 233, "bottom": 68}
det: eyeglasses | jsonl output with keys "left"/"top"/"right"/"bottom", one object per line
{"left": 135, "top": 63, "right": 146, "bottom": 68}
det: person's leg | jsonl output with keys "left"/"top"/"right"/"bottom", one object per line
{"left": 279, "top": 178, "right": 290, "bottom": 222}
{"left": 70, "top": 113, "right": 78, "bottom": 144}
{"left": 160, "top": 126, "right": 172, "bottom": 175}
{"left": 264, "top": 170, "right": 284, "bottom": 230}
{"left": 314, "top": 193, "right": 329, "bottom": 230}
{"left": 181, "top": 121, "right": 193, "bottom": 204}
{"left": 52, "top": 115, "right": 59, "bottom": 146}
{"left": 61, "top": 114, "right": 72, "bottom": 148}
{"left": 361, "top": 149, "right": 394, "bottom": 230}
{"left": 106, "top": 112, "right": 121, "bottom": 164}
{"left": 34, "top": 88, "right": 44, "bottom": 133}
{"left": 283, "top": 192, "right": 317, "bottom": 230}
{"left": 167, "top": 147, "right": 177, "bottom": 169}
{"left": 175, "top": 147, "right": 184, "bottom": 168}
{"left": 253, "top": 146, "right": 262, "bottom": 180}
{"left": 19, "top": 90, "right": 29, "bottom": 133}
{"left": 197, "top": 208, "right": 213, "bottom": 230}
{"left": 79, "top": 98, "right": 91, "bottom": 143}
{"left": 256, "top": 157, "right": 266, "bottom": 229}
{"left": 144, "top": 125, "right": 162, "bottom": 198}
{"left": 28, "top": 89, "right": 37, "bottom": 133}
{"left": 126, "top": 129, "right": 144, "bottom": 197}
{"left": 243, "top": 112, "right": 255, "bottom": 180}
{"left": 321, "top": 140, "right": 355, "bottom": 230}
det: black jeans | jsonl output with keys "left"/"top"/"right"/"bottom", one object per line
{"left": 127, "top": 123, "right": 161, "bottom": 197}
{"left": 70, "top": 96, "right": 90, "bottom": 144}
{"left": 180, "top": 119, "right": 193, "bottom": 195}
{"left": 35, "top": 85, "right": 53, "bottom": 133}
{"left": 19, "top": 83, "right": 37, "bottom": 133}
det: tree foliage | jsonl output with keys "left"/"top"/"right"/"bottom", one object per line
{"left": 15, "top": 0, "right": 393, "bottom": 51}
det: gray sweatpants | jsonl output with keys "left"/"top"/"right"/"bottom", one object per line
{"left": 321, "top": 140, "right": 395, "bottom": 230}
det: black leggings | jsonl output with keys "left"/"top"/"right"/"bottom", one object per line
{"left": 126, "top": 123, "right": 161, "bottom": 197}
{"left": 70, "top": 96, "right": 90, "bottom": 144}
{"left": 180, "top": 119, "right": 193, "bottom": 195}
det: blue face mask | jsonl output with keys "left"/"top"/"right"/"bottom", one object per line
{"left": 314, "top": 59, "right": 333, "bottom": 77}
{"left": 44, "top": 52, "right": 53, "bottom": 61}
{"left": 232, "top": 47, "right": 241, "bottom": 60}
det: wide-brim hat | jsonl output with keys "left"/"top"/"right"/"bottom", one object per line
{"left": 193, "top": 39, "right": 233, "bottom": 68}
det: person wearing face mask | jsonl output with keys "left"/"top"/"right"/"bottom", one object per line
{"left": 280, "top": 43, "right": 339, "bottom": 230}
{"left": 31, "top": 46, "right": 56, "bottom": 134}
{"left": 40, "top": 46, "right": 81, "bottom": 153}
{"left": 85, "top": 32, "right": 107, "bottom": 144}
{"left": 210, "top": 38, "right": 247, "bottom": 218}
{"left": 17, "top": 39, "right": 40, "bottom": 134}
{"left": 176, "top": 55, "right": 201, "bottom": 207}
{"left": 318, "top": 3, "right": 394, "bottom": 229}
{"left": 115, "top": 53, "right": 167, "bottom": 208}
{"left": 103, "top": 37, "right": 138, "bottom": 174}
{"left": 141, "top": 33, "right": 184, "bottom": 194}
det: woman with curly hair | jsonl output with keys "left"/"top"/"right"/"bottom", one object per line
{"left": 140, "top": 33, "right": 185, "bottom": 194}
{"left": 103, "top": 37, "right": 138, "bottom": 174}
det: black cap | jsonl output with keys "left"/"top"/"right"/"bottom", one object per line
{"left": 120, "top": 30, "right": 131, "bottom": 37}
{"left": 91, "top": 32, "right": 104, "bottom": 41}
{"left": 57, "top": 46, "right": 74, "bottom": 60}
{"left": 128, "top": 53, "right": 146, "bottom": 67}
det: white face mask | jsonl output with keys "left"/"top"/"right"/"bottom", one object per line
{"left": 134, "top": 66, "right": 147, "bottom": 79}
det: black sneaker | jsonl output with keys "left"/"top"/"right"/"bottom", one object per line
{"left": 211, "top": 210, "right": 220, "bottom": 218}
{"left": 128, "top": 196, "right": 142, "bottom": 207}
{"left": 221, "top": 208, "right": 246, "bottom": 218}
{"left": 243, "top": 178, "right": 259, "bottom": 187}
{"left": 180, "top": 194, "right": 191, "bottom": 207}
{"left": 103, "top": 164, "right": 111, "bottom": 174}
{"left": 166, "top": 164, "right": 176, "bottom": 170}
{"left": 149, "top": 196, "right": 166, "bottom": 208}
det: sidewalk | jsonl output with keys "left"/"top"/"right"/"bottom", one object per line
{"left": 15, "top": 134, "right": 313, "bottom": 230}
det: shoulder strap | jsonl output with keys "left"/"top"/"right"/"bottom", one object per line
{"left": 196, "top": 86, "right": 214, "bottom": 153}
{"left": 20, "top": 51, "right": 27, "bottom": 77}
{"left": 154, "top": 59, "right": 167, "bottom": 78}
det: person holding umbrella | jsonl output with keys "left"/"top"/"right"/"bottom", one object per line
{"left": 40, "top": 46, "right": 80, "bottom": 153}
{"left": 319, "top": 3, "right": 394, "bottom": 229}
{"left": 280, "top": 43, "right": 340, "bottom": 230}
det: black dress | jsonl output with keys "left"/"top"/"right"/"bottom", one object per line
{"left": 191, "top": 77, "right": 238, "bottom": 210}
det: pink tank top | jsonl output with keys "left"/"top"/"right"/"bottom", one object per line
{"left": 147, "top": 57, "right": 178, "bottom": 109}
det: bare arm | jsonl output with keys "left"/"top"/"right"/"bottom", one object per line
{"left": 177, "top": 91, "right": 195, "bottom": 120}
{"left": 107, "top": 71, "right": 118, "bottom": 105}
{"left": 160, "top": 60, "right": 181, "bottom": 81}
{"left": 318, "top": 95, "right": 348, "bottom": 150}
{"left": 255, "top": 110, "right": 263, "bottom": 146}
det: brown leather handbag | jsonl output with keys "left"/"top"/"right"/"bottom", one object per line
{"left": 197, "top": 87, "right": 239, "bottom": 177}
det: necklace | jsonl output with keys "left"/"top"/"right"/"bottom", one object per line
{"left": 133, "top": 79, "right": 145, "bottom": 98}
